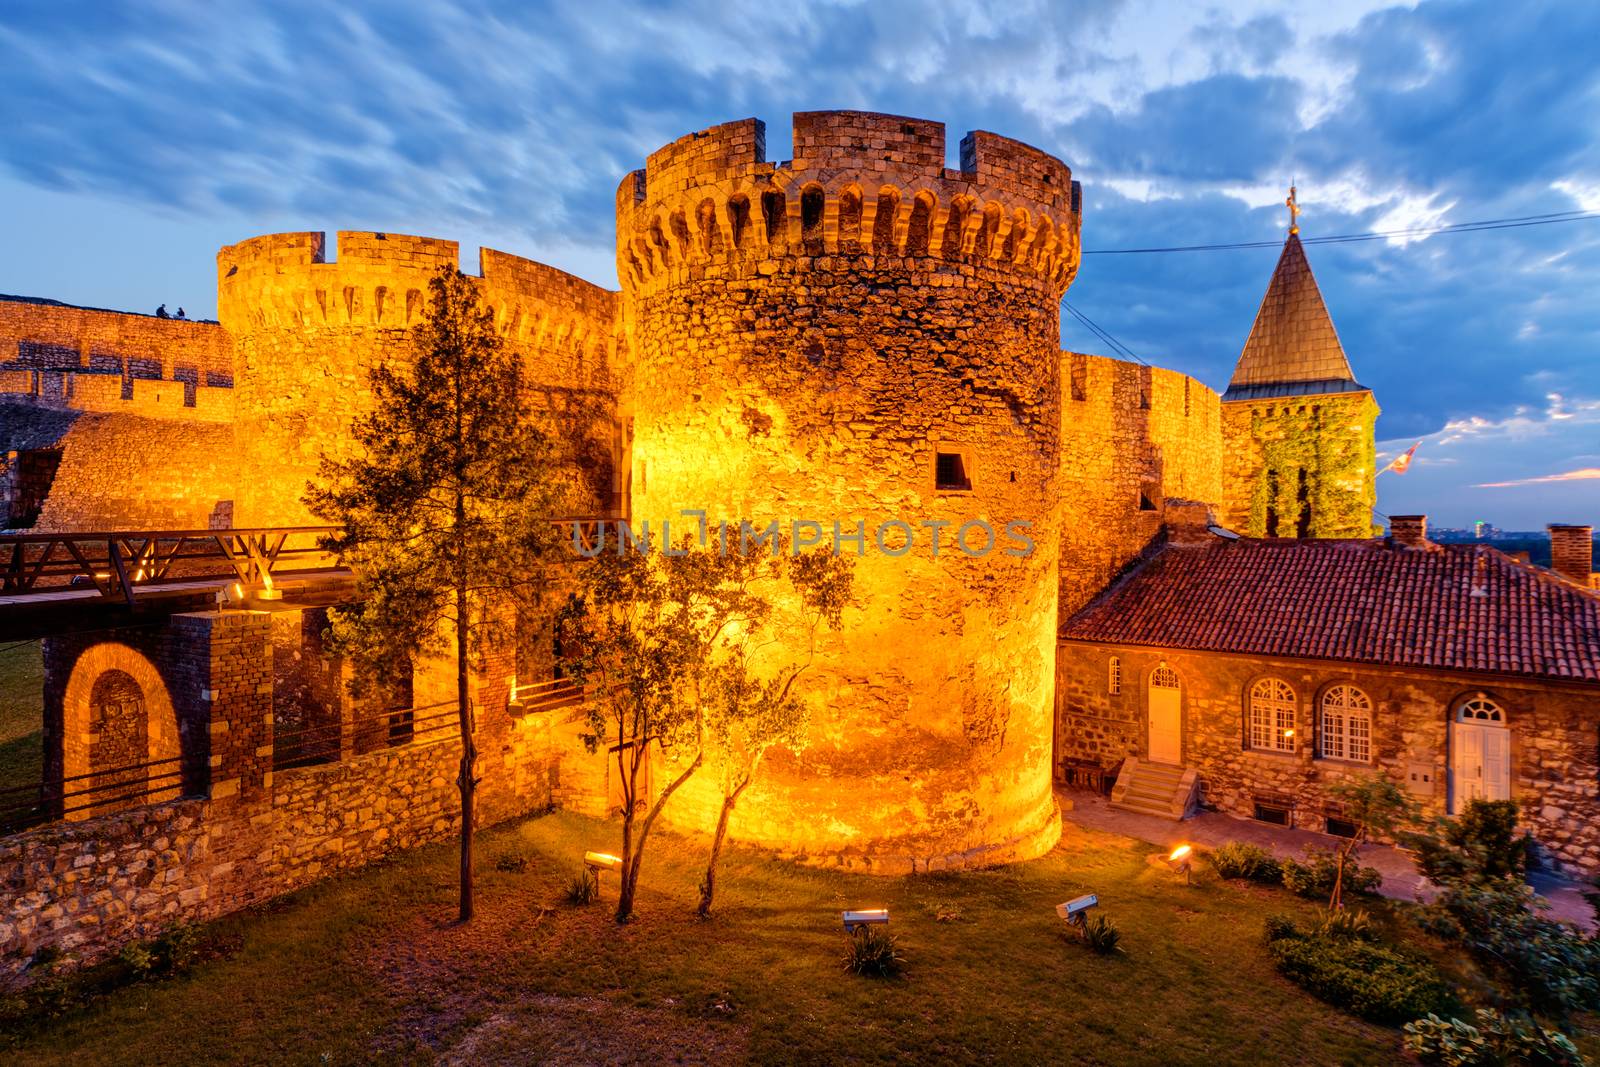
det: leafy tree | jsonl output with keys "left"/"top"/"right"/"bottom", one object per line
{"left": 1324, "top": 774, "right": 1418, "bottom": 910}
{"left": 696, "top": 547, "right": 853, "bottom": 918}
{"left": 1409, "top": 799, "right": 1535, "bottom": 886}
{"left": 306, "top": 266, "right": 567, "bottom": 922}
{"left": 556, "top": 534, "right": 773, "bottom": 922}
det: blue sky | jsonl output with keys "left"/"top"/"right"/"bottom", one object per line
{"left": 1, "top": 0, "right": 1596, "bottom": 530}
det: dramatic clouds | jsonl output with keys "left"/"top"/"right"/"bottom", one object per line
{"left": 0, "top": 0, "right": 1596, "bottom": 526}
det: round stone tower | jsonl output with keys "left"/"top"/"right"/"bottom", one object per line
{"left": 618, "top": 111, "right": 1082, "bottom": 871}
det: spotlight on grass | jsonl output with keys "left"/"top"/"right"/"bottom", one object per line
{"left": 1167, "top": 844, "right": 1194, "bottom": 884}
{"left": 582, "top": 851, "right": 621, "bottom": 898}
{"left": 842, "top": 908, "right": 889, "bottom": 933}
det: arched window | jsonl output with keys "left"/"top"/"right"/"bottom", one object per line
{"left": 1108, "top": 656, "right": 1122, "bottom": 695}
{"left": 1248, "top": 677, "right": 1296, "bottom": 752}
{"left": 1458, "top": 694, "right": 1505, "bottom": 723}
{"left": 1320, "top": 684, "right": 1372, "bottom": 762}
{"left": 1151, "top": 664, "right": 1179, "bottom": 690}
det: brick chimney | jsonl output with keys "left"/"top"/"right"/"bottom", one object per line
{"left": 1389, "top": 515, "right": 1429, "bottom": 548}
{"left": 1548, "top": 524, "right": 1594, "bottom": 586}
{"left": 1164, "top": 499, "right": 1218, "bottom": 545}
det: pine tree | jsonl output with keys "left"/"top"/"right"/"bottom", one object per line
{"left": 305, "top": 265, "right": 567, "bottom": 923}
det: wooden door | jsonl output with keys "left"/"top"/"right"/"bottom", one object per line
{"left": 1148, "top": 667, "right": 1182, "bottom": 765}
{"left": 1451, "top": 722, "right": 1510, "bottom": 812}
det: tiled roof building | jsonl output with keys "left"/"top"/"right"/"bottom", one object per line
{"left": 1062, "top": 533, "right": 1600, "bottom": 682}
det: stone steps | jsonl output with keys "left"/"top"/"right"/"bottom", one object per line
{"left": 1109, "top": 757, "right": 1199, "bottom": 821}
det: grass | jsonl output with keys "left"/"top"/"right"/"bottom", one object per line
{"left": 1, "top": 809, "right": 1520, "bottom": 1066}
{"left": 0, "top": 641, "right": 43, "bottom": 797}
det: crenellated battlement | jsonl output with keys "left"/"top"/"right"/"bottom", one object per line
{"left": 217, "top": 231, "right": 618, "bottom": 358}
{"left": 616, "top": 111, "right": 1082, "bottom": 296}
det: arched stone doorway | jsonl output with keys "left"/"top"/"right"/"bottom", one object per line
{"left": 60, "top": 643, "right": 181, "bottom": 820}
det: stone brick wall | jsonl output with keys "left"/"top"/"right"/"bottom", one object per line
{"left": 5, "top": 607, "right": 559, "bottom": 976}
{"left": 216, "top": 231, "right": 621, "bottom": 528}
{"left": 1055, "top": 639, "right": 1600, "bottom": 875}
{"left": 1057, "top": 352, "right": 1224, "bottom": 617}
{"left": 1219, "top": 390, "right": 1379, "bottom": 539}
{"left": 618, "top": 111, "right": 1078, "bottom": 872}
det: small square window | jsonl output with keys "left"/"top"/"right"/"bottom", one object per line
{"left": 1325, "top": 817, "right": 1358, "bottom": 838}
{"left": 1253, "top": 802, "right": 1290, "bottom": 826}
{"left": 935, "top": 451, "right": 971, "bottom": 491}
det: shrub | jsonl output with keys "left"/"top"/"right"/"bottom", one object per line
{"left": 565, "top": 868, "right": 598, "bottom": 906}
{"left": 1411, "top": 800, "right": 1535, "bottom": 885}
{"left": 1420, "top": 879, "right": 1600, "bottom": 1020}
{"left": 1405, "top": 1009, "right": 1585, "bottom": 1067}
{"left": 494, "top": 853, "right": 530, "bottom": 874}
{"left": 1315, "top": 908, "right": 1375, "bottom": 942}
{"left": 152, "top": 922, "right": 202, "bottom": 974}
{"left": 1282, "top": 848, "right": 1381, "bottom": 899}
{"left": 842, "top": 928, "right": 904, "bottom": 978}
{"left": 1265, "top": 921, "right": 1456, "bottom": 1024}
{"left": 116, "top": 942, "right": 155, "bottom": 977}
{"left": 1263, "top": 914, "right": 1300, "bottom": 943}
{"left": 1209, "top": 842, "right": 1282, "bottom": 883}
{"left": 1080, "top": 913, "right": 1123, "bottom": 956}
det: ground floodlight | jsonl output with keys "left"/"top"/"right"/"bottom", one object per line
{"left": 1167, "top": 844, "right": 1194, "bottom": 884}
{"left": 842, "top": 908, "right": 889, "bottom": 933}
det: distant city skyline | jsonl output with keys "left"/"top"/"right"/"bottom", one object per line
{"left": 1, "top": 0, "right": 1596, "bottom": 528}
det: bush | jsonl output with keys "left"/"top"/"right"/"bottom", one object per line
{"left": 151, "top": 922, "right": 202, "bottom": 974}
{"left": 1411, "top": 800, "right": 1535, "bottom": 885}
{"left": 1265, "top": 920, "right": 1456, "bottom": 1024}
{"left": 1420, "top": 879, "right": 1600, "bottom": 1020}
{"left": 1209, "top": 842, "right": 1282, "bottom": 883}
{"left": 565, "top": 868, "right": 598, "bottom": 906}
{"left": 1315, "top": 908, "right": 1375, "bottom": 942}
{"left": 1081, "top": 914, "right": 1123, "bottom": 956}
{"left": 842, "top": 928, "right": 904, "bottom": 978}
{"left": 1282, "top": 848, "right": 1381, "bottom": 899}
{"left": 494, "top": 853, "right": 530, "bottom": 874}
{"left": 1263, "top": 914, "right": 1300, "bottom": 942}
{"left": 1405, "top": 1009, "right": 1585, "bottom": 1067}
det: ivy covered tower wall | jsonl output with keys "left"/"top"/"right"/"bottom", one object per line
{"left": 618, "top": 111, "right": 1080, "bottom": 872}
{"left": 1218, "top": 228, "right": 1379, "bottom": 538}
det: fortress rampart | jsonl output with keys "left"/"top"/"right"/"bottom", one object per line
{"left": 621, "top": 112, "right": 1080, "bottom": 870}
{"left": 216, "top": 231, "right": 622, "bottom": 526}
{"left": 1059, "top": 352, "right": 1225, "bottom": 616}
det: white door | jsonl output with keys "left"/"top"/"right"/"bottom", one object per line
{"left": 1148, "top": 667, "right": 1182, "bottom": 765}
{"left": 1451, "top": 722, "right": 1510, "bottom": 811}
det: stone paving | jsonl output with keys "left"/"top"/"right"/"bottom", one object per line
{"left": 1060, "top": 789, "right": 1595, "bottom": 930}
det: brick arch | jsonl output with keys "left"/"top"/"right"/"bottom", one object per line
{"left": 60, "top": 642, "right": 181, "bottom": 819}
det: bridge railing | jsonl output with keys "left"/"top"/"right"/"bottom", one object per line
{"left": 0, "top": 526, "right": 340, "bottom": 604}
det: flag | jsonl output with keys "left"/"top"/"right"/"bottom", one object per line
{"left": 1383, "top": 440, "right": 1421, "bottom": 475}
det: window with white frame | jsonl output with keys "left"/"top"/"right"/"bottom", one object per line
{"left": 1248, "top": 677, "right": 1297, "bottom": 752}
{"left": 1320, "top": 684, "right": 1372, "bottom": 762}
{"left": 1108, "top": 656, "right": 1122, "bottom": 695}
{"left": 1457, "top": 694, "right": 1505, "bottom": 722}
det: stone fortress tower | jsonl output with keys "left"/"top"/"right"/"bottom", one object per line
{"left": 618, "top": 112, "right": 1080, "bottom": 869}
{"left": 1217, "top": 201, "right": 1379, "bottom": 539}
{"left": 0, "top": 109, "right": 1380, "bottom": 876}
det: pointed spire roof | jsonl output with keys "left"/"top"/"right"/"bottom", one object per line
{"left": 1223, "top": 232, "right": 1364, "bottom": 401}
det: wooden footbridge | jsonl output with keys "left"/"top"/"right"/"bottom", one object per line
{"left": 0, "top": 526, "right": 351, "bottom": 639}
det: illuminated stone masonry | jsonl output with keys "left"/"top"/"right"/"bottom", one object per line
{"left": 15, "top": 108, "right": 1597, "bottom": 978}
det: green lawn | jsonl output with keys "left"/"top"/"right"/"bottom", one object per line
{"left": 0, "top": 641, "right": 43, "bottom": 799}
{"left": 2, "top": 807, "right": 1522, "bottom": 1066}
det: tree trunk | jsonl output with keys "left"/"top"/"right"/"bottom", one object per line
{"left": 614, "top": 740, "right": 639, "bottom": 921}
{"left": 615, "top": 749, "right": 702, "bottom": 923}
{"left": 455, "top": 500, "right": 476, "bottom": 923}
{"left": 697, "top": 779, "right": 747, "bottom": 918}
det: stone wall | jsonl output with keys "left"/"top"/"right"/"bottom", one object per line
{"left": 1057, "top": 352, "right": 1224, "bottom": 617}
{"left": 1219, "top": 389, "right": 1379, "bottom": 539}
{"left": 216, "top": 231, "right": 622, "bottom": 528}
{"left": 1055, "top": 639, "right": 1600, "bottom": 875}
{"left": 4, "top": 607, "right": 560, "bottom": 976}
{"left": 619, "top": 111, "right": 1079, "bottom": 871}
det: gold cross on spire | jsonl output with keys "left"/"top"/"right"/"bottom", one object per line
{"left": 1286, "top": 185, "right": 1300, "bottom": 235}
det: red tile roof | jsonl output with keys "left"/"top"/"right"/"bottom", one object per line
{"left": 1061, "top": 537, "right": 1600, "bottom": 683}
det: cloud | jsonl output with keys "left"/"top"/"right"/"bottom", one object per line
{"left": 1474, "top": 468, "right": 1600, "bottom": 489}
